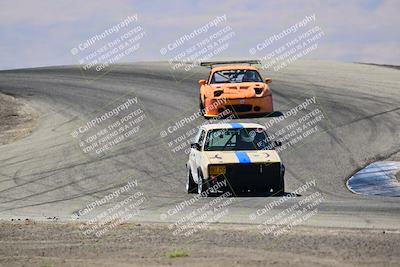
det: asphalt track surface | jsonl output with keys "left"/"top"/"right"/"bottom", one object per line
{"left": 0, "top": 60, "right": 399, "bottom": 229}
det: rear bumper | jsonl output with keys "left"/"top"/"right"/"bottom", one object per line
{"left": 204, "top": 96, "right": 273, "bottom": 117}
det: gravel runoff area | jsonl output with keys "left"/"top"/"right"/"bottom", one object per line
{"left": 388, "top": 152, "right": 400, "bottom": 184}
{"left": 0, "top": 92, "right": 38, "bottom": 145}
{"left": 0, "top": 222, "right": 399, "bottom": 267}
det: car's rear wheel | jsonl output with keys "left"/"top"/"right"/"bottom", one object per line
{"left": 186, "top": 168, "right": 196, "bottom": 194}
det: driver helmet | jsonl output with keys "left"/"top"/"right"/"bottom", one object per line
{"left": 239, "top": 129, "right": 255, "bottom": 142}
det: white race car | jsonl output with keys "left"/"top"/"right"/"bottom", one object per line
{"left": 186, "top": 123, "right": 285, "bottom": 195}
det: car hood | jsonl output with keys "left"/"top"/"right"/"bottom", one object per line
{"left": 203, "top": 150, "right": 281, "bottom": 164}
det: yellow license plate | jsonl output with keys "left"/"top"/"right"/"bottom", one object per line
{"left": 209, "top": 165, "right": 226, "bottom": 175}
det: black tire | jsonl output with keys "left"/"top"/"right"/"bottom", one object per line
{"left": 272, "top": 178, "right": 285, "bottom": 196}
{"left": 199, "top": 95, "right": 205, "bottom": 111}
{"left": 197, "top": 172, "right": 209, "bottom": 195}
{"left": 186, "top": 168, "right": 196, "bottom": 194}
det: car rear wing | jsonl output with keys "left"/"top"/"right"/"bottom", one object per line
{"left": 200, "top": 60, "right": 261, "bottom": 68}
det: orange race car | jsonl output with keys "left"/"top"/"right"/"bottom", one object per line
{"left": 199, "top": 60, "right": 273, "bottom": 118}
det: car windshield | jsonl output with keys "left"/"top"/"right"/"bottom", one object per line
{"left": 204, "top": 128, "right": 272, "bottom": 151}
{"left": 211, "top": 69, "right": 263, "bottom": 84}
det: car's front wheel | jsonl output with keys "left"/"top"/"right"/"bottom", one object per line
{"left": 197, "top": 172, "right": 208, "bottom": 195}
{"left": 199, "top": 95, "right": 205, "bottom": 111}
{"left": 186, "top": 168, "right": 196, "bottom": 194}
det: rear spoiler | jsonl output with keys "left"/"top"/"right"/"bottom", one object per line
{"left": 200, "top": 60, "right": 261, "bottom": 68}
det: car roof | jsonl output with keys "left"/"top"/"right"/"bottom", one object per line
{"left": 211, "top": 65, "right": 258, "bottom": 72}
{"left": 200, "top": 123, "right": 266, "bottom": 131}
